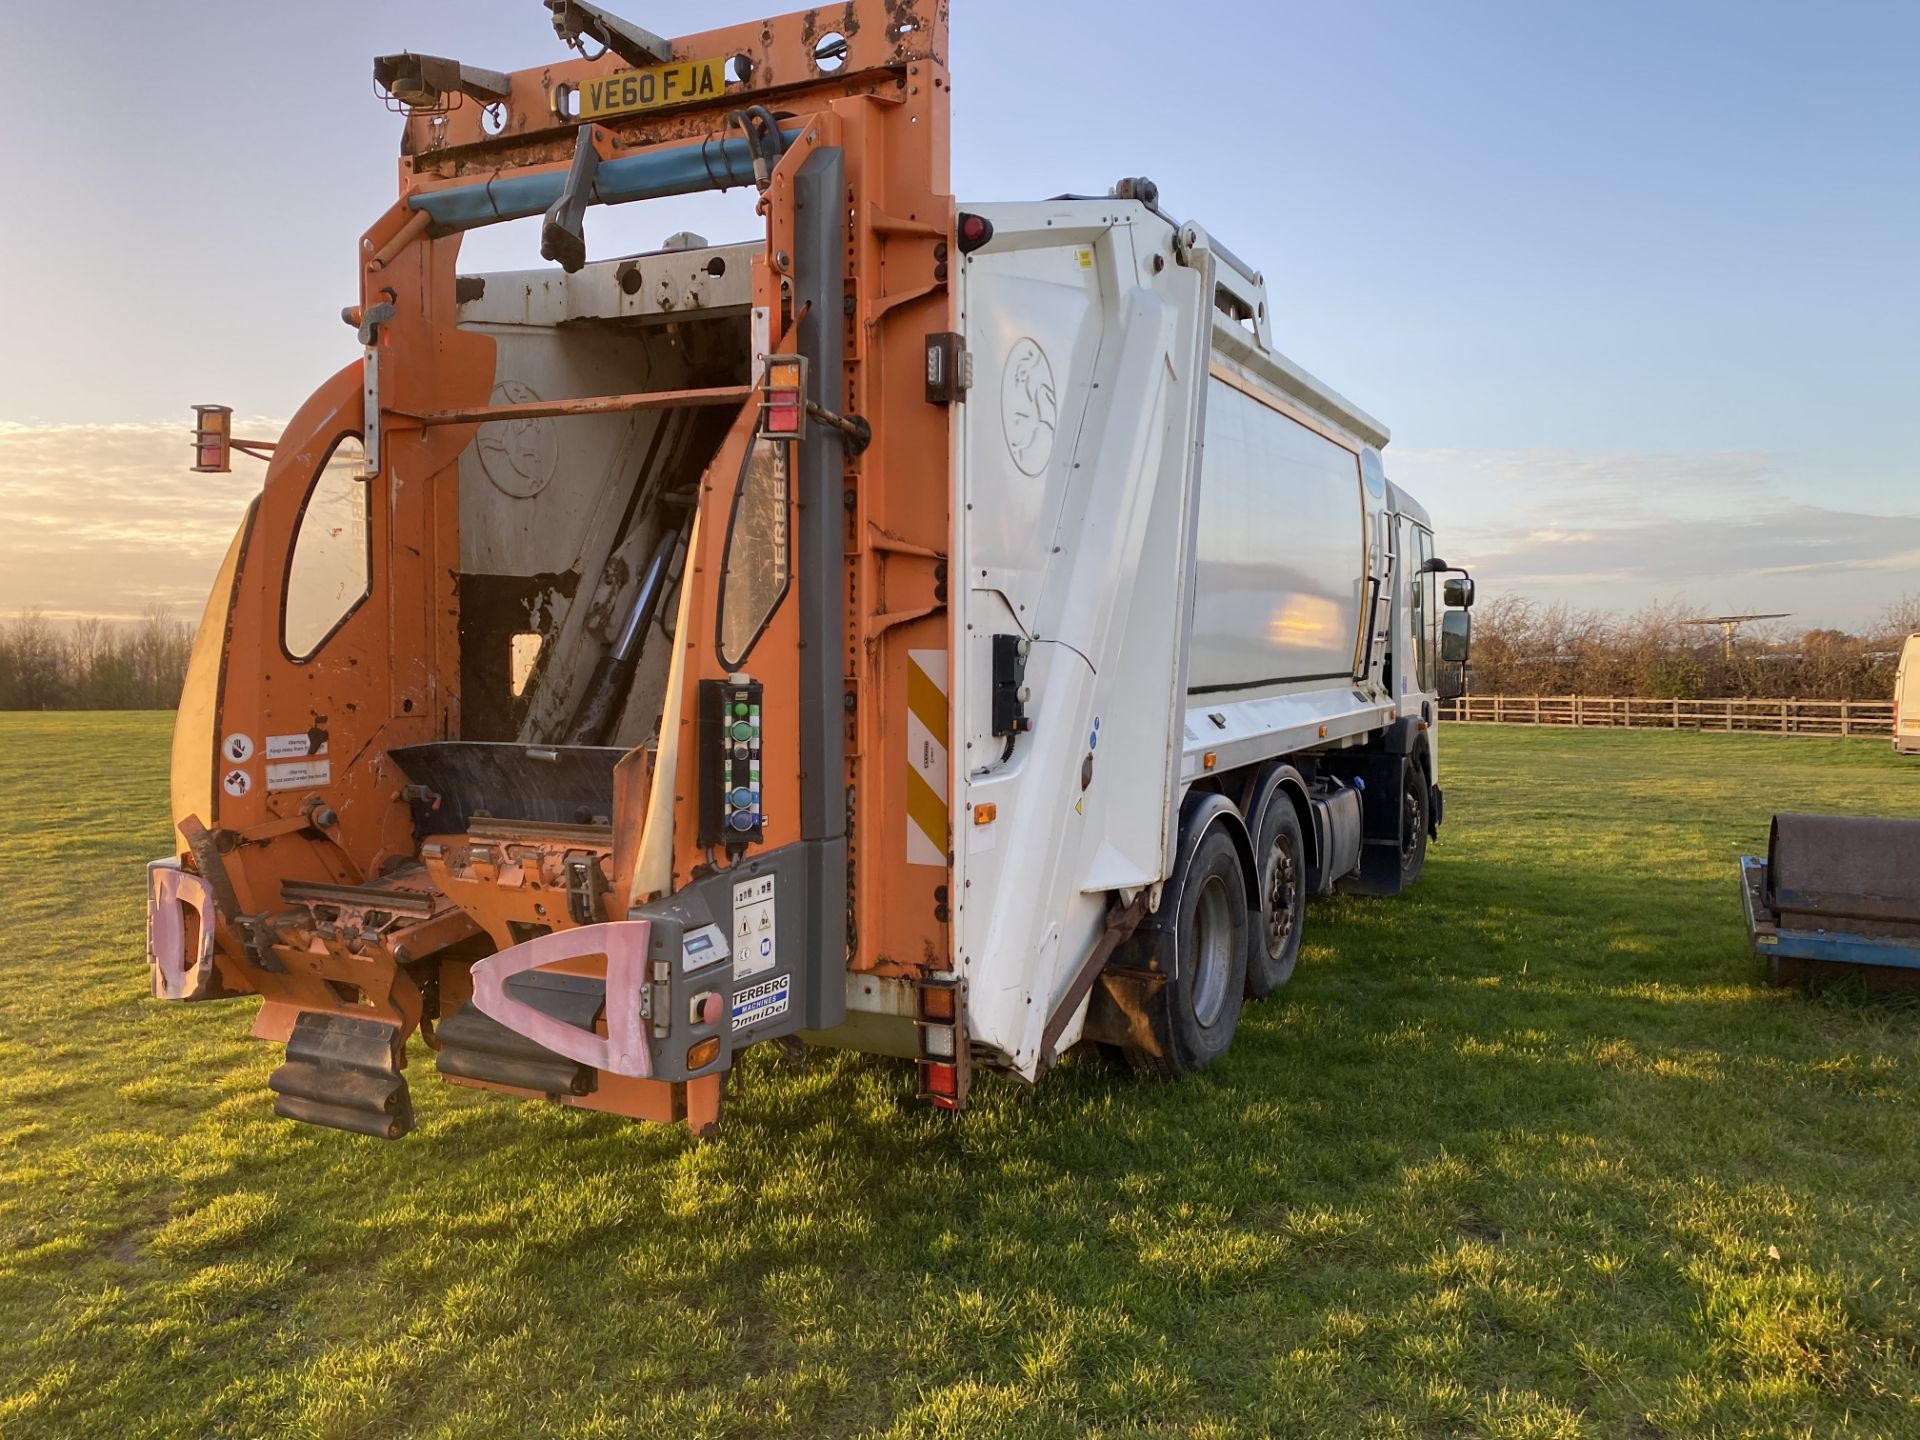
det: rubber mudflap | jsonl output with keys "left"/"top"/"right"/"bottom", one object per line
{"left": 433, "top": 973, "right": 601, "bottom": 1098}
{"left": 268, "top": 1012, "right": 413, "bottom": 1140}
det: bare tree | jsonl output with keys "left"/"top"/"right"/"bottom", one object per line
{"left": 1465, "top": 596, "right": 1903, "bottom": 702}
{"left": 0, "top": 610, "right": 194, "bottom": 711}
{"left": 1877, "top": 593, "right": 1920, "bottom": 643}
{"left": 0, "top": 611, "right": 70, "bottom": 710}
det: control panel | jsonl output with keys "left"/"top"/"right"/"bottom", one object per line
{"left": 992, "top": 634, "right": 1033, "bottom": 739}
{"left": 632, "top": 842, "right": 846, "bottom": 1083}
{"left": 700, "top": 677, "right": 765, "bottom": 847}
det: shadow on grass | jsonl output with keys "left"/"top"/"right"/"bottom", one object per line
{"left": 4, "top": 718, "right": 1919, "bottom": 1438}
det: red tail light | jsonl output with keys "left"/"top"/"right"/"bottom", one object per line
{"left": 765, "top": 397, "right": 803, "bottom": 436}
{"left": 957, "top": 212, "right": 994, "bottom": 254}
{"left": 759, "top": 355, "right": 809, "bottom": 439}
{"left": 914, "top": 977, "right": 971, "bottom": 1111}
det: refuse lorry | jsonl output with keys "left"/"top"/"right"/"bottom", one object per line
{"left": 146, "top": 0, "right": 1476, "bottom": 1137}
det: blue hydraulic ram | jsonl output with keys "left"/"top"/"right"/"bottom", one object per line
{"left": 1740, "top": 812, "right": 1920, "bottom": 992}
{"left": 409, "top": 128, "right": 806, "bottom": 235}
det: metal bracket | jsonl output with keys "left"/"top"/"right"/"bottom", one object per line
{"left": 1040, "top": 891, "right": 1152, "bottom": 1070}
{"left": 925, "top": 332, "right": 971, "bottom": 405}
{"left": 373, "top": 53, "right": 512, "bottom": 113}
{"left": 355, "top": 301, "right": 395, "bottom": 482}
{"left": 547, "top": 0, "right": 672, "bottom": 67}
{"left": 800, "top": 400, "right": 871, "bottom": 454}
{"left": 177, "top": 815, "right": 284, "bottom": 974}
{"left": 565, "top": 854, "right": 610, "bottom": 926}
{"left": 357, "top": 301, "right": 396, "bottom": 347}
{"left": 915, "top": 977, "right": 972, "bottom": 1110}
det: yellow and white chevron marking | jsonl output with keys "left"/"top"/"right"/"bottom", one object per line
{"left": 906, "top": 650, "right": 949, "bottom": 868}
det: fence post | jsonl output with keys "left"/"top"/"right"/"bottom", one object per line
{"left": 1842, "top": 700, "right": 1852, "bottom": 738}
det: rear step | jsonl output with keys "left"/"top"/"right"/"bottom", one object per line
{"left": 435, "top": 972, "right": 601, "bottom": 1098}
{"left": 269, "top": 1012, "right": 414, "bottom": 1140}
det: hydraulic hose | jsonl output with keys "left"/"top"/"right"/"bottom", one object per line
{"left": 563, "top": 527, "right": 682, "bottom": 746}
{"left": 728, "top": 105, "right": 789, "bottom": 190}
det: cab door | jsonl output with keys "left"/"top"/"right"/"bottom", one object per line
{"left": 1399, "top": 520, "right": 1438, "bottom": 702}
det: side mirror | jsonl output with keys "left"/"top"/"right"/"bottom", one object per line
{"left": 1440, "top": 609, "right": 1472, "bottom": 665}
{"left": 1444, "top": 577, "right": 1476, "bottom": 609}
{"left": 1439, "top": 665, "right": 1466, "bottom": 703}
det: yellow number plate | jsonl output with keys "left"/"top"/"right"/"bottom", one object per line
{"left": 577, "top": 57, "right": 726, "bottom": 121}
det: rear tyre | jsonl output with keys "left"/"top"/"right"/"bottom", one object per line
{"left": 1247, "top": 795, "right": 1306, "bottom": 999}
{"left": 1400, "top": 762, "right": 1430, "bottom": 890}
{"left": 1127, "top": 828, "right": 1248, "bottom": 1075}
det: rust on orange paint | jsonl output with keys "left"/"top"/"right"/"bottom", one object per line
{"left": 167, "top": 0, "right": 956, "bottom": 1135}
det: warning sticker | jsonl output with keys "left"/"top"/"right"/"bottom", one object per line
{"left": 732, "top": 976, "right": 790, "bottom": 1033}
{"left": 222, "top": 734, "right": 255, "bottom": 764}
{"left": 267, "top": 732, "right": 327, "bottom": 760}
{"left": 222, "top": 768, "right": 253, "bottom": 798}
{"left": 732, "top": 874, "right": 778, "bottom": 982}
{"left": 905, "top": 650, "right": 949, "bottom": 869}
{"left": 267, "top": 759, "right": 332, "bottom": 792}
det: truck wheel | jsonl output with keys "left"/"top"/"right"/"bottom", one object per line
{"left": 1247, "top": 795, "right": 1306, "bottom": 998}
{"left": 1129, "top": 828, "right": 1247, "bottom": 1075}
{"left": 1400, "top": 764, "right": 1430, "bottom": 888}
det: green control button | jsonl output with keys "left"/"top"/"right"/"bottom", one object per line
{"left": 731, "top": 722, "right": 755, "bottom": 742}
{"left": 733, "top": 702, "right": 750, "bottom": 719}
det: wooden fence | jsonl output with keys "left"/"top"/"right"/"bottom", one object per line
{"left": 1439, "top": 695, "right": 1896, "bottom": 739}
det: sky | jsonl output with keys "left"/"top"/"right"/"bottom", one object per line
{"left": 0, "top": 0, "right": 1915, "bottom": 629}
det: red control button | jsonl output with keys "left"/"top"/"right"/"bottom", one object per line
{"left": 691, "top": 992, "right": 726, "bottom": 1028}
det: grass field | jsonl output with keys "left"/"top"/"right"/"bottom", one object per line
{"left": 2, "top": 714, "right": 1918, "bottom": 1439}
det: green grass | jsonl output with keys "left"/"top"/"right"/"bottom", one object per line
{"left": 2, "top": 715, "right": 1918, "bottom": 1439}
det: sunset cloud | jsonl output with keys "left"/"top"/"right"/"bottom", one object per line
{"left": 1, "top": 425, "right": 1913, "bottom": 634}
{"left": 1391, "top": 448, "right": 1920, "bottom": 629}
{"left": 0, "top": 421, "right": 273, "bottom": 621}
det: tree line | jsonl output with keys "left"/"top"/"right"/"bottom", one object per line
{"left": 0, "top": 609, "right": 195, "bottom": 711}
{"left": 1467, "top": 595, "right": 1920, "bottom": 701}
{"left": 3, "top": 593, "right": 1918, "bottom": 711}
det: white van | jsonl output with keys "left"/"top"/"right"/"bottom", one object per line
{"left": 1898, "top": 636, "right": 1920, "bottom": 756}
